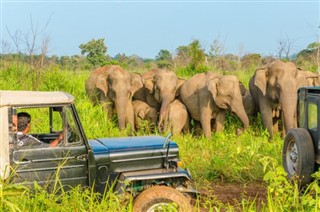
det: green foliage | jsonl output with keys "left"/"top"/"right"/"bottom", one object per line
{"left": 263, "top": 164, "right": 320, "bottom": 211}
{"left": 241, "top": 53, "right": 262, "bottom": 69}
{"left": 79, "top": 38, "right": 107, "bottom": 67}
{"left": 1, "top": 63, "right": 320, "bottom": 210}
{"left": 0, "top": 181, "right": 130, "bottom": 211}
{"left": 155, "top": 49, "right": 173, "bottom": 69}
{"left": 188, "top": 39, "right": 206, "bottom": 70}
{"left": 211, "top": 56, "right": 238, "bottom": 71}
{"left": 209, "top": 39, "right": 224, "bottom": 58}
{"left": 175, "top": 65, "right": 209, "bottom": 78}
{"left": 295, "top": 42, "right": 319, "bottom": 72}
{"left": 307, "top": 42, "right": 319, "bottom": 50}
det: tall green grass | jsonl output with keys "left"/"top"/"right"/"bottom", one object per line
{"left": 1, "top": 64, "right": 320, "bottom": 211}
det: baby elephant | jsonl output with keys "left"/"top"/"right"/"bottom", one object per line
{"left": 133, "top": 100, "right": 158, "bottom": 132}
{"left": 164, "top": 100, "right": 190, "bottom": 136}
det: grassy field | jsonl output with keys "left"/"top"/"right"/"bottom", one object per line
{"left": 1, "top": 64, "right": 320, "bottom": 211}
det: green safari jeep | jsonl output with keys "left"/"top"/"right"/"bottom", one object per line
{"left": 283, "top": 87, "right": 320, "bottom": 186}
{"left": 0, "top": 90, "right": 196, "bottom": 211}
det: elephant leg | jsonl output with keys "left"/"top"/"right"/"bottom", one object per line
{"left": 272, "top": 118, "right": 279, "bottom": 133}
{"left": 281, "top": 110, "right": 286, "bottom": 137}
{"left": 259, "top": 97, "right": 273, "bottom": 139}
{"left": 99, "top": 93, "right": 114, "bottom": 119}
{"left": 214, "top": 111, "right": 226, "bottom": 133}
{"left": 101, "top": 102, "right": 114, "bottom": 119}
{"left": 200, "top": 108, "right": 212, "bottom": 138}
{"left": 183, "top": 116, "right": 190, "bottom": 134}
{"left": 193, "top": 120, "right": 202, "bottom": 136}
{"left": 171, "top": 124, "right": 180, "bottom": 136}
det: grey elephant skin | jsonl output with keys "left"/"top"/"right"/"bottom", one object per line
{"left": 249, "top": 60, "right": 313, "bottom": 139}
{"left": 134, "top": 68, "right": 184, "bottom": 131}
{"left": 180, "top": 72, "right": 249, "bottom": 138}
{"left": 85, "top": 65, "right": 143, "bottom": 131}
{"left": 132, "top": 100, "right": 158, "bottom": 132}
{"left": 164, "top": 99, "right": 190, "bottom": 136}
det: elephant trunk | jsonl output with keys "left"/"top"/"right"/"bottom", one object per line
{"left": 234, "top": 106, "right": 250, "bottom": 130}
{"left": 158, "top": 97, "right": 173, "bottom": 132}
{"left": 232, "top": 94, "right": 250, "bottom": 130}
{"left": 115, "top": 95, "right": 128, "bottom": 131}
{"left": 280, "top": 93, "right": 297, "bottom": 134}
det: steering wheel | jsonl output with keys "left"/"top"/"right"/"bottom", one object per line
{"left": 66, "top": 125, "right": 77, "bottom": 143}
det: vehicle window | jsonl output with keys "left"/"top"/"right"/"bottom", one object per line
{"left": 307, "top": 103, "right": 317, "bottom": 130}
{"left": 14, "top": 107, "right": 63, "bottom": 148}
{"left": 8, "top": 108, "right": 17, "bottom": 145}
{"left": 65, "top": 106, "right": 82, "bottom": 145}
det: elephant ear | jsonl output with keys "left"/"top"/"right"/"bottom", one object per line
{"left": 96, "top": 74, "right": 108, "bottom": 97}
{"left": 136, "top": 104, "right": 149, "bottom": 119}
{"left": 239, "top": 81, "right": 247, "bottom": 96}
{"left": 144, "top": 78, "right": 155, "bottom": 94}
{"left": 254, "top": 69, "right": 268, "bottom": 96}
{"left": 130, "top": 73, "right": 144, "bottom": 95}
{"left": 207, "top": 77, "right": 219, "bottom": 100}
{"left": 137, "top": 109, "right": 145, "bottom": 119}
{"left": 175, "top": 78, "right": 186, "bottom": 97}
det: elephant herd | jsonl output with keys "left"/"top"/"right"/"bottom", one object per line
{"left": 85, "top": 60, "right": 320, "bottom": 139}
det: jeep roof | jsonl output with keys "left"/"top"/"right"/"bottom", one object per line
{"left": 0, "top": 90, "right": 74, "bottom": 107}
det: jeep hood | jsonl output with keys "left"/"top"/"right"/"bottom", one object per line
{"left": 88, "top": 136, "right": 178, "bottom": 154}
{"left": 88, "top": 136, "right": 179, "bottom": 172}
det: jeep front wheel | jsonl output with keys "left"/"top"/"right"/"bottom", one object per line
{"left": 133, "top": 186, "right": 192, "bottom": 212}
{"left": 282, "top": 128, "right": 315, "bottom": 186}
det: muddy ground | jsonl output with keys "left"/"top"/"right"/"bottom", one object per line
{"left": 195, "top": 182, "right": 268, "bottom": 210}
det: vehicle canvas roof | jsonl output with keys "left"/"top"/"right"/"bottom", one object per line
{"left": 0, "top": 90, "right": 74, "bottom": 107}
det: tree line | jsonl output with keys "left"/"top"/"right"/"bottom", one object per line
{"left": 1, "top": 35, "right": 319, "bottom": 74}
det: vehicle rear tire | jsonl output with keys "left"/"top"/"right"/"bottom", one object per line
{"left": 133, "top": 186, "right": 192, "bottom": 212}
{"left": 282, "top": 128, "right": 315, "bottom": 186}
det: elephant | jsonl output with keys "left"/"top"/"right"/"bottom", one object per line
{"left": 134, "top": 68, "right": 184, "bottom": 132}
{"left": 163, "top": 99, "right": 190, "bottom": 136}
{"left": 85, "top": 65, "right": 143, "bottom": 132}
{"left": 299, "top": 69, "right": 320, "bottom": 86}
{"left": 132, "top": 100, "right": 158, "bottom": 132}
{"left": 249, "top": 60, "right": 310, "bottom": 139}
{"left": 239, "top": 82, "right": 256, "bottom": 117}
{"left": 239, "top": 83, "right": 256, "bottom": 117}
{"left": 180, "top": 72, "right": 249, "bottom": 138}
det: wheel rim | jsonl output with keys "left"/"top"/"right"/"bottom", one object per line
{"left": 286, "top": 138, "right": 299, "bottom": 175}
{"left": 147, "top": 202, "right": 178, "bottom": 212}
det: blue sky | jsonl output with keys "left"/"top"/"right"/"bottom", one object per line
{"left": 1, "top": 1, "right": 319, "bottom": 59}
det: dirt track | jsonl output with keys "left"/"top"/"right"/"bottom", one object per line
{"left": 196, "top": 182, "right": 267, "bottom": 210}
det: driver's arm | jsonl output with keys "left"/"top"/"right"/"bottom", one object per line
{"left": 49, "top": 133, "right": 63, "bottom": 147}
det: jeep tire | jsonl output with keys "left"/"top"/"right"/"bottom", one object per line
{"left": 133, "top": 186, "right": 192, "bottom": 212}
{"left": 282, "top": 128, "right": 315, "bottom": 186}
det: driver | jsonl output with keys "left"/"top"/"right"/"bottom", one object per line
{"left": 17, "top": 112, "right": 63, "bottom": 147}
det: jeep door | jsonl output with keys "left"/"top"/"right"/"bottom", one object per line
{"left": 305, "top": 95, "right": 320, "bottom": 160}
{"left": 10, "top": 106, "right": 89, "bottom": 190}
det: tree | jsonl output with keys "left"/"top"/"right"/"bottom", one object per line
{"left": 155, "top": 49, "right": 172, "bottom": 68}
{"left": 241, "top": 53, "right": 262, "bottom": 69}
{"left": 209, "top": 39, "right": 225, "bottom": 58}
{"left": 174, "top": 45, "right": 190, "bottom": 67}
{"left": 208, "top": 37, "right": 227, "bottom": 70}
{"left": 188, "top": 39, "right": 206, "bottom": 70}
{"left": 5, "top": 14, "right": 53, "bottom": 89}
{"left": 79, "top": 38, "right": 107, "bottom": 67}
{"left": 295, "top": 42, "right": 319, "bottom": 71}
{"left": 277, "top": 35, "right": 296, "bottom": 60}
